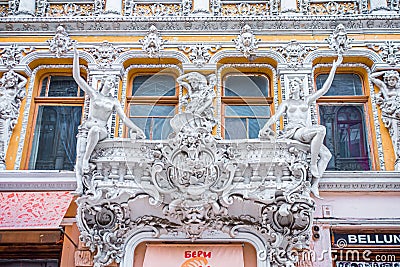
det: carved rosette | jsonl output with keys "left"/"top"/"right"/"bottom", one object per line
{"left": 76, "top": 111, "right": 316, "bottom": 266}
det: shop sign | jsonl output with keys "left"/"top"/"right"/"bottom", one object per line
{"left": 334, "top": 233, "right": 400, "bottom": 246}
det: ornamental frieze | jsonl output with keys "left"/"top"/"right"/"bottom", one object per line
{"left": 1, "top": 17, "right": 400, "bottom": 35}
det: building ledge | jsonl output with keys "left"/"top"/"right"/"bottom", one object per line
{"left": 320, "top": 171, "right": 400, "bottom": 191}
{"left": 0, "top": 170, "right": 76, "bottom": 191}
{"left": 0, "top": 170, "right": 399, "bottom": 192}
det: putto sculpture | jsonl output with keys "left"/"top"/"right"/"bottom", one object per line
{"left": 0, "top": 70, "right": 27, "bottom": 170}
{"left": 177, "top": 72, "right": 217, "bottom": 131}
{"left": 72, "top": 45, "right": 145, "bottom": 182}
{"left": 259, "top": 54, "right": 343, "bottom": 197}
{"left": 370, "top": 70, "right": 400, "bottom": 170}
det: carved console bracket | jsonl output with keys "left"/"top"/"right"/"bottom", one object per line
{"left": 76, "top": 111, "right": 316, "bottom": 267}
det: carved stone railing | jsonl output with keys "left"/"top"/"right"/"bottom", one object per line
{"left": 76, "top": 113, "right": 315, "bottom": 267}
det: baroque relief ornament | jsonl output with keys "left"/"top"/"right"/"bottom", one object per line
{"left": 139, "top": 25, "right": 166, "bottom": 58}
{"left": 0, "top": 44, "right": 34, "bottom": 70}
{"left": 47, "top": 25, "right": 76, "bottom": 58}
{"left": 370, "top": 70, "right": 400, "bottom": 170}
{"left": 84, "top": 41, "right": 127, "bottom": 68}
{"left": 327, "top": 24, "right": 353, "bottom": 54}
{"left": 368, "top": 41, "right": 400, "bottom": 66}
{"left": 0, "top": 70, "right": 27, "bottom": 170}
{"left": 277, "top": 40, "right": 316, "bottom": 70}
{"left": 75, "top": 62, "right": 341, "bottom": 267}
{"left": 179, "top": 44, "right": 221, "bottom": 67}
{"left": 233, "top": 24, "right": 260, "bottom": 59}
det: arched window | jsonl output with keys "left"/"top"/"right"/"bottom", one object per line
{"left": 317, "top": 73, "right": 371, "bottom": 171}
{"left": 28, "top": 74, "right": 84, "bottom": 170}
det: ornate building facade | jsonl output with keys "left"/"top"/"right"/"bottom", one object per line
{"left": 0, "top": 0, "right": 400, "bottom": 267}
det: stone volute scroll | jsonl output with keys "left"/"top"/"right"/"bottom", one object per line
{"left": 259, "top": 54, "right": 343, "bottom": 198}
{"left": 370, "top": 70, "right": 400, "bottom": 170}
{"left": 0, "top": 70, "right": 27, "bottom": 170}
{"left": 72, "top": 44, "right": 145, "bottom": 194}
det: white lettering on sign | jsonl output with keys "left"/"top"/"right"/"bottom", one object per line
{"left": 343, "top": 234, "right": 400, "bottom": 245}
{"left": 348, "top": 235, "right": 358, "bottom": 244}
{"left": 358, "top": 235, "right": 367, "bottom": 243}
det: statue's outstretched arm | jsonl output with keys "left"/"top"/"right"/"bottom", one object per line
{"left": 73, "top": 45, "right": 96, "bottom": 98}
{"left": 308, "top": 54, "right": 343, "bottom": 104}
{"left": 114, "top": 102, "right": 145, "bottom": 139}
{"left": 259, "top": 101, "right": 287, "bottom": 137}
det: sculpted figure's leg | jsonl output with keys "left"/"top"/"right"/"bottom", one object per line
{"left": 82, "top": 126, "right": 101, "bottom": 173}
{"left": 311, "top": 145, "right": 332, "bottom": 199}
{"left": 308, "top": 125, "right": 327, "bottom": 178}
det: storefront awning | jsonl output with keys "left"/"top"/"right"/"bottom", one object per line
{"left": 0, "top": 191, "right": 74, "bottom": 229}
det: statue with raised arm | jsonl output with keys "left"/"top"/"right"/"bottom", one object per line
{"left": 73, "top": 45, "right": 145, "bottom": 175}
{"left": 0, "top": 70, "right": 27, "bottom": 170}
{"left": 259, "top": 55, "right": 343, "bottom": 197}
{"left": 177, "top": 72, "right": 217, "bottom": 131}
{"left": 370, "top": 70, "right": 400, "bottom": 170}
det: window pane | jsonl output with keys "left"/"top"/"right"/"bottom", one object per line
{"left": 224, "top": 75, "right": 269, "bottom": 97}
{"left": 132, "top": 75, "right": 175, "bottom": 96}
{"left": 316, "top": 73, "right": 363, "bottom": 96}
{"left": 225, "top": 118, "right": 247, "bottom": 139}
{"left": 225, "top": 105, "right": 270, "bottom": 117}
{"left": 29, "top": 106, "right": 82, "bottom": 170}
{"left": 249, "top": 118, "right": 267, "bottom": 139}
{"left": 319, "top": 105, "right": 370, "bottom": 171}
{"left": 130, "top": 104, "right": 175, "bottom": 139}
{"left": 224, "top": 105, "right": 269, "bottom": 139}
{"left": 41, "top": 76, "right": 81, "bottom": 97}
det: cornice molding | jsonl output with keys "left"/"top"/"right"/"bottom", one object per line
{"left": 1, "top": 170, "right": 399, "bottom": 192}
{"left": 1, "top": 15, "right": 400, "bottom": 36}
{"left": 320, "top": 171, "right": 400, "bottom": 191}
{"left": 0, "top": 171, "right": 76, "bottom": 191}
